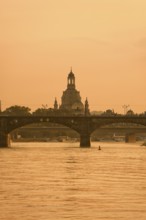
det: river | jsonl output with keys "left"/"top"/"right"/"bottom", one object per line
{"left": 0, "top": 142, "right": 146, "bottom": 220}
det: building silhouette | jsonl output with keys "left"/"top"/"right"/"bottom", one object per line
{"left": 54, "top": 69, "right": 89, "bottom": 115}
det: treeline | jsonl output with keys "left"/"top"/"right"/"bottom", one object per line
{"left": 1, "top": 105, "right": 146, "bottom": 116}
{"left": 0, "top": 105, "right": 84, "bottom": 116}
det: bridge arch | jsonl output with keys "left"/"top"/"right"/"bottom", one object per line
{"left": 0, "top": 116, "right": 83, "bottom": 147}
{"left": 10, "top": 121, "right": 80, "bottom": 142}
{"left": 90, "top": 117, "right": 146, "bottom": 143}
{"left": 6, "top": 116, "right": 81, "bottom": 134}
{"left": 90, "top": 116, "right": 146, "bottom": 134}
{"left": 91, "top": 124, "right": 145, "bottom": 142}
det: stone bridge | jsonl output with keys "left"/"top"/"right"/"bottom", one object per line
{"left": 1, "top": 115, "right": 146, "bottom": 147}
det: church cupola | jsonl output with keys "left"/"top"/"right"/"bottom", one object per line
{"left": 54, "top": 98, "right": 58, "bottom": 110}
{"left": 67, "top": 68, "right": 75, "bottom": 89}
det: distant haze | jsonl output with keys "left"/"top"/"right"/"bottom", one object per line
{"left": 1, "top": 0, "right": 146, "bottom": 113}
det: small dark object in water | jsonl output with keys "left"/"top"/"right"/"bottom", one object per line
{"left": 98, "top": 146, "right": 101, "bottom": 150}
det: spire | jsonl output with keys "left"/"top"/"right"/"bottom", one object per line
{"left": 85, "top": 98, "right": 90, "bottom": 116}
{"left": 54, "top": 98, "right": 58, "bottom": 110}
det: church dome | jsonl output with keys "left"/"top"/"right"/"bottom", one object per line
{"left": 72, "top": 102, "right": 84, "bottom": 110}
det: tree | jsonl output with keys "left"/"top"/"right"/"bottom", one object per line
{"left": 2, "top": 105, "right": 31, "bottom": 116}
{"left": 33, "top": 108, "right": 55, "bottom": 116}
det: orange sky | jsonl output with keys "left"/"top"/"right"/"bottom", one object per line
{"left": 1, "top": 0, "right": 146, "bottom": 113}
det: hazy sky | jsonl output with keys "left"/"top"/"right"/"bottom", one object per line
{"left": 1, "top": 0, "right": 146, "bottom": 113}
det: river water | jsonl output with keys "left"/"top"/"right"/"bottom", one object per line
{"left": 0, "top": 142, "right": 146, "bottom": 220}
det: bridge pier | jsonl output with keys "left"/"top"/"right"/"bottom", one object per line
{"left": 80, "top": 134, "right": 91, "bottom": 147}
{"left": 125, "top": 133, "right": 136, "bottom": 143}
{"left": 0, "top": 133, "right": 10, "bottom": 147}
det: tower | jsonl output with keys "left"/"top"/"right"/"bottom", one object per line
{"left": 85, "top": 98, "right": 90, "bottom": 116}
{"left": 67, "top": 68, "right": 75, "bottom": 89}
{"left": 60, "top": 69, "right": 84, "bottom": 114}
{"left": 54, "top": 98, "right": 58, "bottom": 110}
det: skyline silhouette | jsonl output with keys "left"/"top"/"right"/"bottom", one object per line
{"left": 1, "top": 0, "right": 146, "bottom": 113}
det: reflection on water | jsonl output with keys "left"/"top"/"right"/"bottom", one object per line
{"left": 0, "top": 142, "right": 146, "bottom": 220}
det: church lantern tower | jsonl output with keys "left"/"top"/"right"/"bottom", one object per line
{"left": 67, "top": 68, "right": 75, "bottom": 89}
